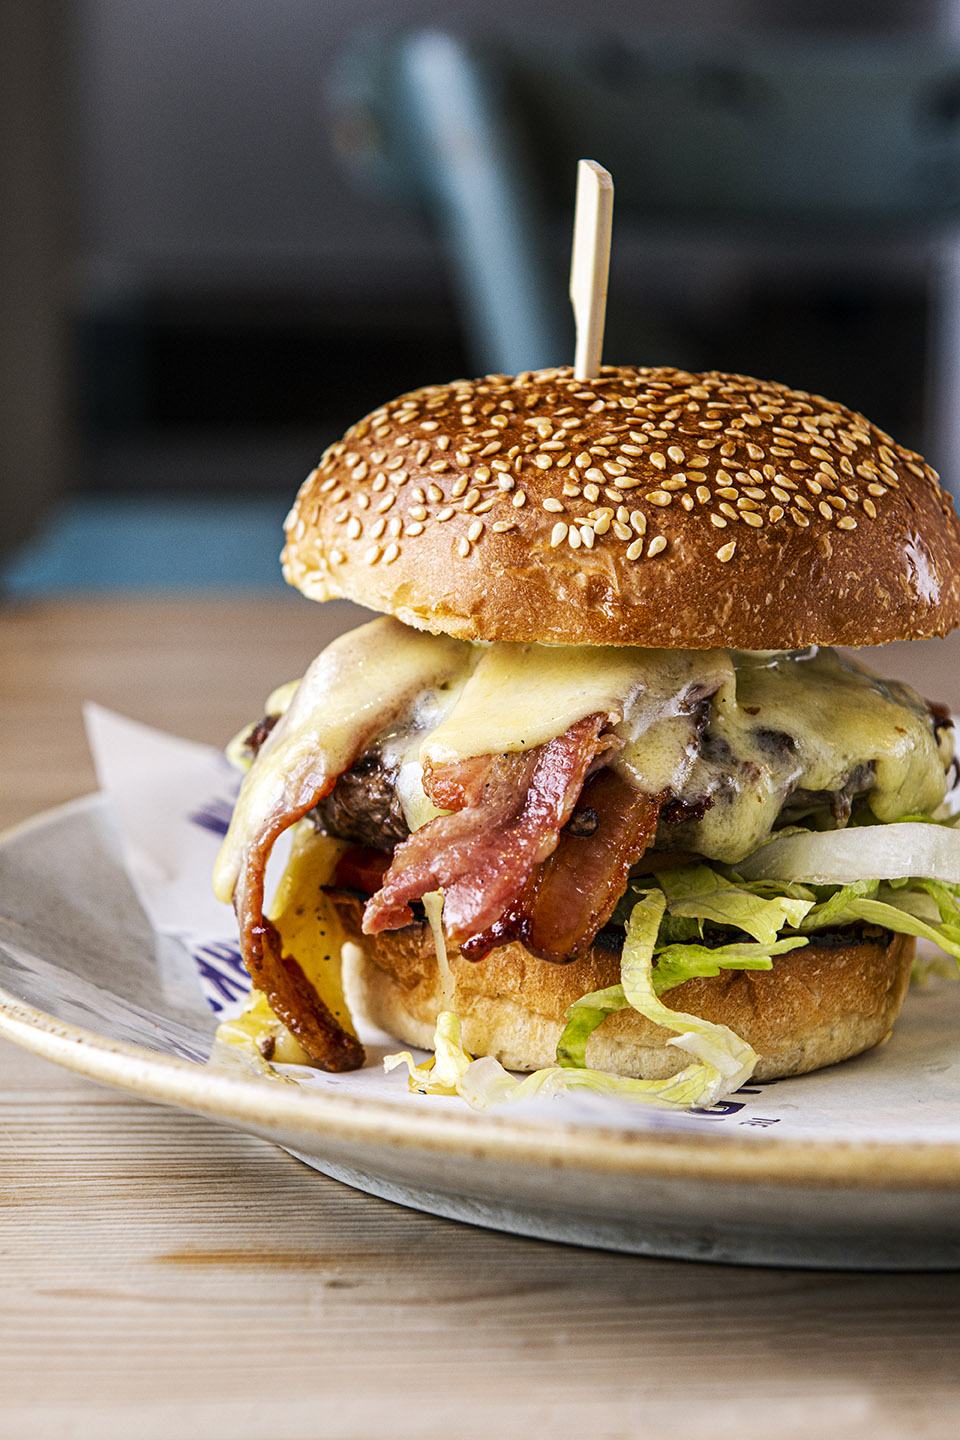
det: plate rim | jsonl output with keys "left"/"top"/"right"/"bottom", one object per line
{"left": 2, "top": 794, "right": 960, "bottom": 1191}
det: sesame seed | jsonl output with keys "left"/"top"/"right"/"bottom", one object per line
{"left": 363, "top": 544, "right": 381, "bottom": 564}
{"left": 497, "top": 474, "right": 515, "bottom": 491}
{"left": 465, "top": 519, "right": 482, "bottom": 543}
{"left": 769, "top": 505, "right": 784, "bottom": 522}
{"left": 568, "top": 527, "right": 582, "bottom": 550}
{"left": 649, "top": 452, "right": 666, "bottom": 469}
{"left": 369, "top": 517, "right": 386, "bottom": 540}
{"left": 428, "top": 461, "right": 448, "bottom": 476}
{"left": 542, "top": 497, "right": 564, "bottom": 513}
{"left": 513, "top": 490, "right": 527, "bottom": 507}
{"left": 746, "top": 443, "right": 765, "bottom": 461}
{"left": 474, "top": 466, "right": 491, "bottom": 483}
{"left": 550, "top": 522, "right": 568, "bottom": 547}
{"left": 647, "top": 536, "right": 667, "bottom": 557}
{"left": 427, "top": 484, "right": 443, "bottom": 502}
{"left": 630, "top": 511, "right": 647, "bottom": 534}
{"left": 790, "top": 508, "right": 810, "bottom": 527}
{"left": 593, "top": 514, "right": 611, "bottom": 536}
{"left": 837, "top": 516, "right": 858, "bottom": 531}
{"left": 741, "top": 511, "right": 763, "bottom": 528}
{"left": 718, "top": 502, "right": 738, "bottom": 520}
{"left": 646, "top": 490, "right": 672, "bottom": 506}
{"left": 667, "top": 446, "right": 685, "bottom": 463}
{"left": 736, "top": 497, "right": 759, "bottom": 511}
{"left": 612, "top": 475, "right": 642, "bottom": 489}
{"left": 863, "top": 498, "right": 877, "bottom": 519}
{"left": 376, "top": 495, "right": 395, "bottom": 514}
{"left": 408, "top": 505, "right": 427, "bottom": 521}
{"left": 680, "top": 493, "right": 694, "bottom": 510}
{"left": 771, "top": 486, "right": 790, "bottom": 503}
{"left": 346, "top": 516, "right": 362, "bottom": 539}
{"left": 457, "top": 536, "right": 471, "bottom": 558}
{"left": 584, "top": 467, "right": 605, "bottom": 483}
{"left": 382, "top": 542, "right": 400, "bottom": 564}
{"left": 818, "top": 500, "right": 833, "bottom": 520}
{"left": 474, "top": 498, "right": 496, "bottom": 514}
{"left": 534, "top": 454, "right": 554, "bottom": 470}
{"left": 626, "top": 538, "right": 644, "bottom": 560}
{"left": 716, "top": 487, "right": 739, "bottom": 501}
{"left": 583, "top": 483, "right": 600, "bottom": 501}
{"left": 743, "top": 486, "right": 766, "bottom": 500}
{"left": 710, "top": 514, "right": 727, "bottom": 528}
{"left": 717, "top": 541, "right": 737, "bottom": 563}
{"left": 351, "top": 461, "right": 369, "bottom": 481}
{"left": 479, "top": 441, "right": 502, "bottom": 456}
{"left": 580, "top": 525, "right": 595, "bottom": 548}
{"left": 695, "top": 485, "right": 711, "bottom": 504}
{"left": 405, "top": 521, "right": 424, "bottom": 536}
{"left": 437, "top": 506, "right": 454, "bottom": 522}
{"left": 492, "top": 519, "right": 516, "bottom": 533}
{"left": 613, "top": 522, "right": 632, "bottom": 541}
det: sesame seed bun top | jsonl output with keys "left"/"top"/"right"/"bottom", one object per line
{"left": 281, "top": 366, "right": 960, "bottom": 648}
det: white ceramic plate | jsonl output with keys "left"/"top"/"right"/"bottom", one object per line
{"left": 2, "top": 795, "right": 960, "bottom": 1270}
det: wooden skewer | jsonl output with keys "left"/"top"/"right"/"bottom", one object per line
{"left": 570, "top": 159, "right": 614, "bottom": 381}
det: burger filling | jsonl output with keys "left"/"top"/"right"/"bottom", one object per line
{"left": 214, "top": 616, "right": 960, "bottom": 1102}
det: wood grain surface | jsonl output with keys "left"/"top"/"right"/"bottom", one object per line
{"left": 2, "top": 597, "right": 960, "bottom": 1439}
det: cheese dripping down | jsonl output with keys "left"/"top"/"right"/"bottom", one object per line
{"left": 219, "top": 617, "right": 951, "bottom": 898}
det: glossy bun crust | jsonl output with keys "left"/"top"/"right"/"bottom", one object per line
{"left": 283, "top": 367, "right": 960, "bottom": 648}
{"left": 333, "top": 896, "right": 914, "bottom": 1082}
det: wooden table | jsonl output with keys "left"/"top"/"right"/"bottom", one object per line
{"left": 3, "top": 596, "right": 960, "bottom": 1439}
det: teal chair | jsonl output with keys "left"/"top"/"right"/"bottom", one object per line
{"left": 330, "top": 28, "right": 960, "bottom": 378}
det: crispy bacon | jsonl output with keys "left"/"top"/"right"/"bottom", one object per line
{"left": 362, "top": 713, "right": 608, "bottom": 943}
{"left": 461, "top": 770, "right": 662, "bottom": 963}
{"left": 233, "top": 798, "right": 365, "bottom": 1072}
{"left": 524, "top": 772, "right": 662, "bottom": 960}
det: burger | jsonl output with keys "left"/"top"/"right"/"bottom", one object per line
{"left": 214, "top": 365, "right": 960, "bottom": 1108}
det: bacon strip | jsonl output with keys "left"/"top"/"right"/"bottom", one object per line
{"left": 362, "top": 714, "right": 608, "bottom": 944}
{"left": 233, "top": 795, "right": 365, "bottom": 1072}
{"left": 522, "top": 771, "right": 663, "bottom": 961}
{"left": 461, "top": 771, "right": 662, "bottom": 963}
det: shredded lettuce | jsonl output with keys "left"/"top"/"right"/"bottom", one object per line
{"left": 737, "top": 821, "right": 960, "bottom": 886}
{"left": 385, "top": 810, "right": 960, "bottom": 1114}
{"left": 386, "top": 889, "right": 757, "bottom": 1110}
{"left": 617, "top": 863, "right": 814, "bottom": 944}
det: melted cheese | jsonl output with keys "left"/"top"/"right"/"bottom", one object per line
{"left": 219, "top": 628, "right": 950, "bottom": 894}
{"left": 674, "top": 648, "right": 949, "bottom": 862}
{"left": 420, "top": 642, "right": 654, "bottom": 766}
{"left": 214, "top": 616, "right": 470, "bottom": 903}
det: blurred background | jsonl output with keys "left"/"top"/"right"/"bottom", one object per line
{"left": 5, "top": 0, "right": 960, "bottom": 594}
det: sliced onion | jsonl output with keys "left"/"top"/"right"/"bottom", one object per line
{"left": 737, "top": 822, "right": 960, "bottom": 885}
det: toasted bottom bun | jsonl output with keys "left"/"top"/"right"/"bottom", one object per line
{"left": 333, "top": 896, "right": 915, "bottom": 1081}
